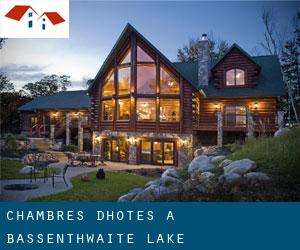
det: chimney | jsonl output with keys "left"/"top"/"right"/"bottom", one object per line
{"left": 198, "top": 33, "right": 210, "bottom": 86}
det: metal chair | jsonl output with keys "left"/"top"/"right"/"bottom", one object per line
{"left": 52, "top": 164, "right": 69, "bottom": 188}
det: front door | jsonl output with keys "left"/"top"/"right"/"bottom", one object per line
{"left": 102, "top": 138, "right": 127, "bottom": 162}
{"left": 140, "top": 140, "right": 176, "bottom": 166}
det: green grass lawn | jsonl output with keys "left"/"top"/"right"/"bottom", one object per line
{"left": 31, "top": 171, "right": 153, "bottom": 202}
{"left": 229, "top": 128, "right": 300, "bottom": 177}
{"left": 0, "top": 160, "right": 60, "bottom": 180}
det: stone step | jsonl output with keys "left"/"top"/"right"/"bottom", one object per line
{"left": 46, "top": 151, "right": 68, "bottom": 161}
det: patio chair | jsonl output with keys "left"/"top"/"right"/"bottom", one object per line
{"left": 52, "top": 164, "right": 69, "bottom": 188}
{"left": 30, "top": 161, "right": 49, "bottom": 183}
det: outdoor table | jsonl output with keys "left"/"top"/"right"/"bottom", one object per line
{"left": 30, "top": 161, "right": 50, "bottom": 183}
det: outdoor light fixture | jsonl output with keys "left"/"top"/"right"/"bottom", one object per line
{"left": 254, "top": 101, "right": 258, "bottom": 110}
{"left": 180, "top": 138, "right": 189, "bottom": 147}
{"left": 95, "top": 136, "right": 102, "bottom": 142}
{"left": 214, "top": 102, "right": 219, "bottom": 111}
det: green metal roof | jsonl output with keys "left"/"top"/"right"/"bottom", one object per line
{"left": 18, "top": 91, "right": 90, "bottom": 111}
{"left": 172, "top": 55, "right": 285, "bottom": 98}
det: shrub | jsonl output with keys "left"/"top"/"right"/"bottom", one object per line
{"left": 61, "top": 144, "right": 78, "bottom": 153}
{"left": 3, "top": 133, "right": 18, "bottom": 156}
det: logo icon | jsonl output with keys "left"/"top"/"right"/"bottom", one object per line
{"left": 0, "top": 0, "right": 69, "bottom": 38}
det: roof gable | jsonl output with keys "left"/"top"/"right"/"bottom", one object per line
{"left": 5, "top": 5, "right": 37, "bottom": 21}
{"left": 39, "top": 12, "right": 65, "bottom": 25}
{"left": 88, "top": 23, "right": 196, "bottom": 93}
{"left": 211, "top": 43, "right": 261, "bottom": 70}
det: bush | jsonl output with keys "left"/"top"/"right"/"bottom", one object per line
{"left": 61, "top": 144, "right": 78, "bottom": 153}
{"left": 229, "top": 128, "right": 300, "bottom": 178}
{"left": 3, "top": 133, "right": 18, "bottom": 156}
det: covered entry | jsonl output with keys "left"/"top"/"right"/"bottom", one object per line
{"left": 140, "top": 139, "right": 176, "bottom": 166}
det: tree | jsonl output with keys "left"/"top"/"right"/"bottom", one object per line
{"left": 177, "top": 34, "right": 230, "bottom": 62}
{"left": 0, "top": 74, "right": 15, "bottom": 93}
{"left": 22, "top": 74, "right": 71, "bottom": 97}
{"left": 0, "top": 38, "right": 6, "bottom": 49}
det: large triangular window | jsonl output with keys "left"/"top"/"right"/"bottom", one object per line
{"left": 120, "top": 49, "right": 131, "bottom": 64}
{"left": 137, "top": 45, "right": 154, "bottom": 62}
{"left": 102, "top": 70, "right": 115, "bottom": 97}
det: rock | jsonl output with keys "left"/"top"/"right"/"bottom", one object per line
{"left": 161, "top": 168, "right": 179, "bottom": 179}
{"left": 201, "top": 146, "right": 223, "bottom": 156}
{"left": 219, "top": 173, "right": 242, "bottom": 184}
{"left": 144, "top": 179, "right": 162, "bottom": 188}
{"left": 218, "top": 159, "right": 233, "bottom": 169}
{"left": 244, "top": 172, "right": 270, "bottom": 182}
{"left": 211, "top": 155, "right": 226, "bottom": 163}
{"left": 274, "top": 127, "right": 290, "bottom": 137}
{"left": 183, "top": 179, "right": 196, "bottom": 191}
{"left": 188, "top": 155, "right": 214, "bottom": 174}
{"left": 132, "top": 185, "right": 159, "bottom": 202}
{"left": 224, "top": 159, "right": 256, "bottom": 175}
{"left": 193, "top": 148, "right": 204, "bottom": 157}
{"left": 161, "top": 176, "right": 183, "bottom": 187}
{"left": 158, "top": 185, "right": 182, "bottom": 201}
{"left": 128, "top": 188, "right": 144, "bottom": 195}
{"left": 19, "top": 165, "right": 34, "bottom": 174}
{"left": 118, "top": 192, "right": 137, "bottom": 202}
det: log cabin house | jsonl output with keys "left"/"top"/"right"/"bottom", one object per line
{"left": 18, "top": 24, "right": 285, "bottom": 166}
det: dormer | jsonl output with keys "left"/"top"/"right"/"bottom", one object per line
{"left": 211, "top": 44, "right": 261, "bottom": 89}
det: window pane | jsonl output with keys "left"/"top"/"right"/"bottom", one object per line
{"left": 118, "top": 67, "right": 130, "bottom": 95}
{"left": 153, "top": 141, "right": 163, "bottom": 164}
{"left": 102, "top": 70, "right": 115, "bottom": 96}
{"left": 226, "top": 69, "right": 235, "bottom": 86}
{"left": 141, "top": 140, "right": 151, "bottom": 163}
{"left": 137, "top": 65, "right": 156, "bottom": 94}
{"left": 102, "top": 100, "right": 114, "bottom": 121}
{"left": 137, "top": 45, "right": 154, "bottom": 62}
{"left": 120, "top": 49, "right": 131, "bottom": 64}
{"left": 164, "top": 142, "right": 174, "bottom": 165}
{"left": 236, "top": 69, "right": 245, "bottom": 85}
{"left": 160, "top": 67, "right": 179, "bottom": 94}
{"left": 136, "top": 98, "right": 156, "bottom": 121}
{"left": 160, "top": 99, "right": 180, "bottom": 122}
{"left": 236, "top": 106, "right": 247, "bottom": 126}
{"left": 117, "top": 98, "right": 130, "bottom": 120}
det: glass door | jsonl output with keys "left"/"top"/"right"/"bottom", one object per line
{"left": 153, "top": 141, "right": 163, "bottom": 164}
{"left": 140, "top": 140, "right": 151, "bottom": 164}
{"left": 111, "top": 139, "right": 119, "bottom": 162}
{"left": 102, "top": 138, "right": 127, "bottom": 162}
{"left": 103, "top": 139, "right": 111, "bottom": 161}
{"left": 163, "top": 142, "right": 175, "bottom": 165}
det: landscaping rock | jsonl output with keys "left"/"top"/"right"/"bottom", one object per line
{"left": 218, "top": 159, "right": 233, "bottom": 169}
{"left": 132, "top": 185, "right": 159, "bottom": 202}
{"left": 193, "top": 148, "right": 204, "bottom": 157}
{"left": 158, "top": 185, "right": 182, "bottom": 201}
{"left": 118, "top": 192, "right": 137, "bottom": 202}
{"left": 201, "top": 146, "right": 223, "bottom": 156}
{"left": 128, "top": 188, "right": 143, "bottom": 195}
{"left": 244, "top": 172, "right": 270, "bottom": 182}
{"left": 219, "top": 173, "right": 242, "bottom": 184}
{"left": 144, "top": 179, "right": 162, "bottom": 188}
{"left": 161, "top": 175, "right": 183, "bottom": 187}
{"left": 224, "top": 159, "right": 256, "bottom": 175}
{"left": 161, "top": 168, "right": 179, "bottom": 179}
{"left": 19, "top": 165, "right": 34, "bottom": 174}
{"left": 211, "top": 155, "right": 226, "bottom": 163}
{"left": 188, "top": 155, "right": 214, "bottom": 174}
{"left": 274, "top": 127, "right": 290, "bottom": 137}
{"left": 22, "top": 153, "right": 58, "bottom": 164}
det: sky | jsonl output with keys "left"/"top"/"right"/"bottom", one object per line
{"left": 0, "top": 1, "right": 298, "bottom": 90}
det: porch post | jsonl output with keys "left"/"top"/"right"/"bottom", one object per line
{"left": 217, "top": 111, "right": 223, "bottom": 147}
{"left": 247, "top": 111, "right": 254, "bottom": 138}
{"left": 78, "top": 113, "right": 83, "bottom": 152}
{"left": 50, "top": 124, "right": 55, "bottom": 141}
{"left": 65, "top": 113, "right": 70, "bottom": 146}
{"left": 277, "top": 111, "right": 284, "bottom": 129}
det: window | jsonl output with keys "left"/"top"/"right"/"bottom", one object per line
{"left": 28, "top": 21, "right": 32, "bottom": 28}
{"left": 160, "top": 99, "right": 180, "bottom": 122}
{"left": 160, "top": 67, "right": 179, "bottom": 94}
{"left": 118, "top": 67, "right": 130, "bottom": 95}
{"left": 102, "top": 70, "right": 115, "bottom": 97}
{"left": 43, "top": 18, "right": 46, "bottom": 22}
{"left": 137, "top": 65, "right": 156, "bottom": 94}
{"left": 226, "top": 69, "right": 245, "bottom": 86}
{"left": 117, "top": 98, "right": 130, "bottom": 120}
{"left": 224, "top": 105, "right": 247, "bottom": 127}
{"left": 137, "top": 46, "right": 154, "bottom": 62}
{"left": 102, "top": 100, "right": 114, "bottom": 121}
{"left": 42, "top": 24, "right": 45, "bottom": 30}
{"left": 29, "top": 12, "right": 32, "bottom": 17}
{"left": 136, "top": 98, "right": 156, "bottom": 121}
{"left": 120, "top": 49, "right": 131, "bottom": 64}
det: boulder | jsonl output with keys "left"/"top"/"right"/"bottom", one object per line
{"left": 244, "top": 172, "right": 270, "bottom": 182}
{"left": 219, "top": 173, "right": 242, "bottom": 184}
{"left": 218, "top": 159, "right": 233, "bottom": 169}
{"left": 161, "top": 168, "right": 179, "bottom": 179}
{"left": 193, "top": 148, "right": 204, "bottom": 157}
{"left": 211, "top": 155, "right": 226, "bottom": 163}
{"left": 118, "top": 192, "right": 137, "bottom": 202}
{"left": 132, "top": 185, "right": 160, "bottom": 202}
{"left": 274, "top": 127, "right": 290, "bottom": 137}
{"left": 224, "top": 159, "right": 256, "bottom": 175}
{"left": 128, "top": 188, "right": 144, "bottom": 195}
{"left": 161, "top": 175, "right": 183, "bottom": 188}
{"left": 158, "top": 185, "right": 182, "bottom": 201}
{"left": 144, "top": 179, "right": 162, "bottom": 188}
{"left": 19, "top": 165, "right": 34, "bottom": 174}
{"left": 188, "top": 155, "right": 214, "bottom": 174}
